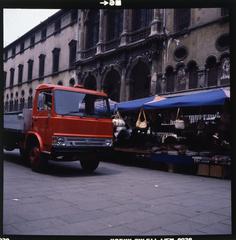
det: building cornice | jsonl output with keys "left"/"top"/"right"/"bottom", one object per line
{"left": 3, "top": 9, "right": 76, "bottom": 51}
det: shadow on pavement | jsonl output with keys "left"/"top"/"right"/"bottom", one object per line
{"left": 43, "top": 161, "right": 122, "bottom": 177}
{"left": 4, "top": 150, "right": 122, "bottom": 177}
{"left": 4, "top": 150, "right": 29, "bottom": 168}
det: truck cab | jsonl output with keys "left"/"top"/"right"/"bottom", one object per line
{"left": 5, "top": 84, "right": 113, "bottom": 172}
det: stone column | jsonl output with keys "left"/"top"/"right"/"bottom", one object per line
{"left": 150, "top": 9, "right": 162, "bottom": 36}
{"left": 119, "top": 67, "right": 127, "bottom": 101}
{"left": 125, "top": 80, "right": 130, "bottom": 101}
{"left": 120, "top": 9, "right": 129, "bottom": 46}
{"left": 198, "top": 69, "right": 206, "bottom": 88}
{"left": 77, "top": 10, "right": 85, "bottom": 60}
{"left": 150, "top": 55, "right": 159, "bottom": 95}
{"left": 96, "top": 9, "right": 104, "bottom": 54}
{"left": 96, "top": 74, "right": 102, "bottom": 91}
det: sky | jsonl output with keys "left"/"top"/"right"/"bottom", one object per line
{"left": 3, "top": 9, "right": 60, "bottom": 47}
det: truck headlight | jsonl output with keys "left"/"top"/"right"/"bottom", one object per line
{"left": 105, "top": 139, "right": 113, "bottom": 147}
{"left": 52, "top": 136, "right": 66, "bottom": 146}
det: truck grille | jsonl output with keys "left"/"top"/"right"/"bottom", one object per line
{"left": 65, "top": 137, "right": 112, "bottom": 147}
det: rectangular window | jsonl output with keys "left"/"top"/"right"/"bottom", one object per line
{"left": 12, "top": 47, "right": 16, "bottom": 58}
{"left": 28, "top": 60, "right": 34, "bottom": 81}
{"left": 4, "top": 51, "right": 8, "bottom": 61}
{"left": 71, "top": 9, "right": 78, "bottom": 23}
{"left": 4, "top": 71, "right": 7, "bottom": 89}
{"left": 54, "top": 19, "right": 61, "bottom": 33}
{"left": 18, "top": 64, "right": 24, "bottom": 84}
{"left": 20, "top": 42, "right": 24, "bottom": 53}
{"left": 41, "top": 28, "right": 47, "bottom": 41}
{"left": 69, "top": 40, "right": 77, "bottom": 67}
{"left": 30, "top": 35, "right": 35, "bottom": 47}
{"left": 52, "top": 48, "right": 60, "bottom": 73}
{"left": 174, "top": 9, "right": 191, "bottom": 32}
{"left": 39, "top": 54, "right": 46, "bottom": 78}
{"left": 10, "top": 68, "right": 15, "bottom": 87}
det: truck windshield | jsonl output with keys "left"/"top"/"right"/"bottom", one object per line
{"left": 54, "top": 90, "right": 111, "bottom": 118}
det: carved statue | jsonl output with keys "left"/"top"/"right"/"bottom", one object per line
{"left": 176, "top": 66, "right": 187, "bottom": 88}
{"left": 220, "top": 57, "right": 230, "bottom": 80}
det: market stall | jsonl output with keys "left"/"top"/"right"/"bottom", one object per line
{"left": 113, "top": 87, "right": 231, "bottom": 178}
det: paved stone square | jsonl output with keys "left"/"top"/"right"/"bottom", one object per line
{"left": 3, "top": 150, "right": 231, "bottom": 236}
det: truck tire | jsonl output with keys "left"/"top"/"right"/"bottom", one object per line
{"left": 28, "top": 143, "right": 47, "bottom": 172}
{"left": 80, "top": 156, "right": 99, "bottom": 173}
{"left": 19, "top": 147, "right": 29, "bottom": 166}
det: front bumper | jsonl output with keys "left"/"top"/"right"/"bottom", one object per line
{"left": 51, "top": 136, "right": 113, "bottom": 158}
{"left": 52, "top": 136, "right": 113, "bottom": 147}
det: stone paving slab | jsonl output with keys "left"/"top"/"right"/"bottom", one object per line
{"left": 3, "top": 150, "right": 232, "bottom": 236}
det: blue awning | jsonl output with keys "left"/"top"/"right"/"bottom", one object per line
{"left": 144, "top": 88, "right": 230, "bottom": 110}
{"left": 117, "top": 96, "right": 155, "bottom": 111}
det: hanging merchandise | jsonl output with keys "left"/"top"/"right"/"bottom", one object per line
{"left": 174, "top": 108, "right": 185, "bottom": 129}
{"left": 136, "top": 109, "right": 148, "bottom": 129}
{"left": 112, "top": 111, "right": 126, "bottom": 127}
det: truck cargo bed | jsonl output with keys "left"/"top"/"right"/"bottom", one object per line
{"left": 4, "top": 111, "right": 24, "bottom": 132}
{"left": 4, "top": 109, "right": 32, "bottom": 133}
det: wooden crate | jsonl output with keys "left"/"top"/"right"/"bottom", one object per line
{"left": 210, "top": 164, "right": 227, "bottom": 178}
{"left": 197, "top": 163, "right": 210, "bottom": 176}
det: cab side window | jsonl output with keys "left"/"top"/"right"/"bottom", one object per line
{"left": 37, "top": 91, "right": 52, "bottom": 111}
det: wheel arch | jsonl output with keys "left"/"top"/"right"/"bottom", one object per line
{"left": 25, "top": 132, "right": 44, "bottom": 151}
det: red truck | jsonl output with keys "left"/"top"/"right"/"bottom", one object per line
{"left": 3, "top": 84, "right": 113, "bottom": 172}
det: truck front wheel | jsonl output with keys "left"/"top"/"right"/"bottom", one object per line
{"left": 28, "top": 143, "right": 47, "bottom": 172}
{"left": 80, "top": 156, "right": 99, "bottom": 173}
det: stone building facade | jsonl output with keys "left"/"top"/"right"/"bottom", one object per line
{"left": 3, "top": 9, "right": 78, "bottom": 112}
{"left": 76, "top": 8, "right": 229, "bottom": 102}
{"left": 3, "top": 8, "right": 229, "bottom": 112}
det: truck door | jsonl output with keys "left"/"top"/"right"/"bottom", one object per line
{"left": 34, "top": 91, "right": 53, "bottom": 151}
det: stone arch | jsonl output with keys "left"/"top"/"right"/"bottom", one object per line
{"left": 28, "top": 88, "right": 33, "bottom": 108}
{"left": 4, "top": 101, "right": 9, "bottom": 112}
{"left": 10, "top": 93, "right": 14, "bottom": 111}
{"left": 175, "top": 63, "right": 187, "bottom": 91}
{"left": 14, "top": 92, "right": 18, "bottom": 111}
{"left": 126, "top": 56, "right": 150, "bottom": 80}
{"left": 205, "top": 55, "right": 218, "bottom": 87}
{"left": 165, "top": 65, "right": 175, "bottom": 93}
{"left": 219, "top": 52, "right": 229, "bottom": 62}
{"left": 83, "top": 73, "right": 97, "bottom": 90}
{"left": 19, "top": 97, "right": 25, "bottom": 111}
{"left": 5, "top": 93, "right": 9, "bottom": 112}
{"left": 69, "top": 78, "right": 75, "bottom": 87}
{"left": 187, "top": 60, "right": 198, "bottom": 89}
{"left": 102, "top": 68, "right": 121, "bottom": 102}
{"left": 102, "top": 64, "right": 122, "bottom": 80}
{"left": 57, "top": 80, "right": 63, "bottom": 86}
{"left": 128, "top": 59, "right": 151, "bottom": 100}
